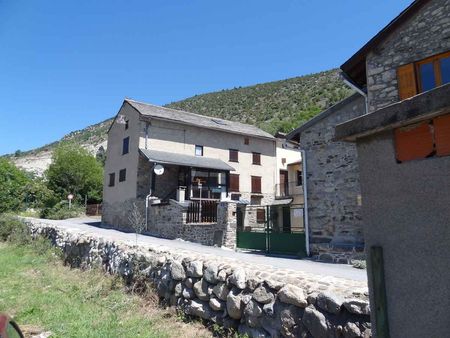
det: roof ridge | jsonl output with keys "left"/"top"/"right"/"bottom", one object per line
{"left": 124, "top": 98, "right": 269, "bottom": 131}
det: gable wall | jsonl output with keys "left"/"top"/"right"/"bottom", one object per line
{"left": 299, "top": 95, "right": 366, "bottom": 258}
{"left": 366, "top": 0, "right": 450, "bottom": 113}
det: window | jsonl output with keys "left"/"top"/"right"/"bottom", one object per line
{"left": 251, "top": 176, "right": 262, "bottom": 193}
{"left": 397, "top": 51, "right": 450, "bottom": 100}
{"left": 122, "top": 137, "right": 129, "bottom": 155}
{"left": 195, "top": 145, "right": 203, "bottom": 156}
{"left": 229, "top": 174, "right": 240, "bottom": 192}
{"left": 256, "top": 208, "right": 266, "bottom": 223}
{"left": 395, "top": 113, "right": 450, "bottom": 162}
{"left": 231, "top": 193, "right": 241, "bottom": 201}
{"left": 252, "top": 152, "right": 261, "bottom": 165}
{"left": 125, "top": 120, "right": 129, "bottom": 130}
{"left": 297, "top": 170, "right": 303, "bottom": 186}
{"left": 244, "top": 137, "right": 250, "bottom": 145}
{"left": 229, "top": 149, "right": 239, "bottom": 162}
{"left": 119, "top": 168, "right": 126, "bottom": 182}
{"left": 108, "top": 173, "right": 115, "bottom": 187}
{"left": 191, "top": 169, "right": 226, "bottom": 199}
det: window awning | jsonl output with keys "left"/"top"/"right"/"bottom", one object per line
{"left": 139, "top": 148, "right": 235, "bottom": 171}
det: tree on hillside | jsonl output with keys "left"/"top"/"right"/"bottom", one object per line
{"left": 45, "top": 143, "right": 104, "bottom": 203}
{"left": 0, "top": 158, "right": 30, "bottom": 213}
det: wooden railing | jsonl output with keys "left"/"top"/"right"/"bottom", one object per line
{"left": 86, "top": 204, "right": 102, "bottom": 216}
{"left": 186, "top": 200, "right": 218, "bottom": 223}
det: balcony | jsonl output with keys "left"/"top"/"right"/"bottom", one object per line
{"left": 275, "top": 181, "right": 303, "bottom": 198}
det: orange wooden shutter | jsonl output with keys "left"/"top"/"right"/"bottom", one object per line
{"left": 434, "top": 114, "right": 450, "bottom": 156}
{"left": 397, "top": 63, "right": 417, "bottom": 100}
{"left": 395, "top": 122, "right": 434, "bottom": 162}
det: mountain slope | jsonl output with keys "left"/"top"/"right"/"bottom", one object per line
{"left": 8, "top": 68, "right": 352, "bottom": 175}
{"left": 167, "top": 69, "right": 352, "bottom": 135}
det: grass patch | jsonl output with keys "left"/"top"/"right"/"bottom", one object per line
{"left": 0, "top": 242, "right": 212, "bottom": 338}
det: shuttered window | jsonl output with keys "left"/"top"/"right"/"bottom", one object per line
{"left": 229, "top": 149, "right": 239, "bottom": 162}
{"left": 434, "top": 114, "right": 450, "bottom": 156}
{"left": 397, "top": 63, "right": 417, "bottom": 100}
{"left": 256, "top": 208, "right": 266, "bottom": 223}
{"left": 397, "top": 51, "right": 450, "bottom": 100}
{"left": 229, "top": 174, "right": 240, "bottom": 192}
{"left": 395, "top": 122, "right": 434, "bottom": 162}
{"left": 252, "top": 152, "right": 261, "bottom": 165}
{"left": 394, "top": 113, "right": 450, "bottom": 162}
{"left": 251, "top": 176, "right": 262, "bottom": 193}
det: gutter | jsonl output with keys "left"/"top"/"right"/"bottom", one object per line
{"left": 342, "top": 73, "right": 369, "bottom": 115}
{"left": 300, "top": 149, "right": 310, "bottom": 257}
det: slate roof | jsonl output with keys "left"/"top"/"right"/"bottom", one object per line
{"left": 126, "top": 99, "right": 274, "bottom": 140}
{"left": 139, "top": 148, "right": 235, "bottom": 171}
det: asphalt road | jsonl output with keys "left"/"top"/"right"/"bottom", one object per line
{"left": 42, "top": 217, "right": 367, "bottom": 282}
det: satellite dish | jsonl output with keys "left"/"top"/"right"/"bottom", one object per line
{"left": 154, "top": 164, "right": 165, "bottom": 176}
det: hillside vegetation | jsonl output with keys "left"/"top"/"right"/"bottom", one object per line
{"left": 167, "top": 69, "right": 353, "bottom": 135}
{"left": 7, "top": 68, "right": 352, "bottom": 173}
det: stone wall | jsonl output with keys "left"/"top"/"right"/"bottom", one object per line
{"left": 299, "top": 95, "right": 366, "bottom": 261}
{"left": 366, "top": 0, "right": 450, "bottom": 113}
{"left": 102, "top": 197, "right": 144, "bottom": 228}
{"left": 27, "top": 218, "right": 371, "bottom": 338}
{"left": 147, "top": 201, "right": 237, "bottom": 249}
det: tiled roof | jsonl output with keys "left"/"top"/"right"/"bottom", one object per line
{"left": 125, "top": 99, "right": 274, "bottom": 140}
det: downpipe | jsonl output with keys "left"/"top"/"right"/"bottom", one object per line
{"left": 300, "top": 149, "right": 310, "bottom": 257}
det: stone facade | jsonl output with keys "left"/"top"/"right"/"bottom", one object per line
{"left": 298, "top": 94, "right": 366, "bottom": 260}
{"left": 27, "top": 218, "right": 371, "bottom": 338}
{"left": 366, "top": 0, "right": 450, "bottom": 113}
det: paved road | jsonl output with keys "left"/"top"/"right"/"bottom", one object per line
{"left": 42, "top": 217, "right": 367, "bottom": 282}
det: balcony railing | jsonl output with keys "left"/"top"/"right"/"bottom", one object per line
{"left": 186, "top": 200, "right": 218, "bottom": 223}
{"left": 275, "top": 182, "right": 303, "bottom": 197}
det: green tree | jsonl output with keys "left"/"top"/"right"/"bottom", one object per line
{"left": 0, "top": 158, "right": 30, "bottom": 212}
{"left": 45, "top": 143, "right": 103, "bottom": 204}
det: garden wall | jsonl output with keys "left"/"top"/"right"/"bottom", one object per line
{"left": 26, "top": 218, "right": 371, "bottom": 338}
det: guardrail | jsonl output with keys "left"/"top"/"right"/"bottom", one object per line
{"left": 186, "top": 200, "right": 218, "bottom": 223}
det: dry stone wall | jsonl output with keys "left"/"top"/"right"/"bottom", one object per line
{"left": 26, "top": 218, "right": 371, "bottom": 338}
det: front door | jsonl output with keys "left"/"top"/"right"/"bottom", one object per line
{"left": 279, "top": 170, "right": 289, "bottom": 196}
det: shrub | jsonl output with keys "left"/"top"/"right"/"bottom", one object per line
{"left": 45, "top": 143, "right": 103, "bottom": 204}
{"left": 40, "top": 201, "right": 85, "bottom": 220}
{"left": 0, "top": 158, "right": 30, "bottom": 213}
{"left": 0, "top": 214, "right": 31, "bottom": 244}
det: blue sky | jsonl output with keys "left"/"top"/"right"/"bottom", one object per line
{"left": 0, "top": 0, "right": 413, "bottom": 155}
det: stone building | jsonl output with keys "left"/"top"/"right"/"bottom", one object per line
{"left": 102, "top": 98, "right": 300, "bottom": 247}
{"left": 286, "top": 94, "right": 366, "bottom": 261}
{"left": 336, "top": 0, "right": 450, "bottom": 337}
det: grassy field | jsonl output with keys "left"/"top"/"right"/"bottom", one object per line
{"left": 0, "top": 242, "right": 212, "bottom": 338}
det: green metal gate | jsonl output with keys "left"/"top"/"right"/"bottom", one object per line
{"left": 236, "top": 204, "right": 306, "bottom": 257}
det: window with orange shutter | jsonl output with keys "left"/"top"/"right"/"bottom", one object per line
{"left": 395, "top": 122, "right": 434, "bottom": 162}
{"left": 434, "top": 114, "right": 450, "bottom": 156}
{"left": 394, "top": 113, "right": 450, "bottom": 162}
{"left": 397, "top": 51, "right": 450, "bottom": 100}
{"left": 397, "top": 63, "right": 417, "bottom": 100}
